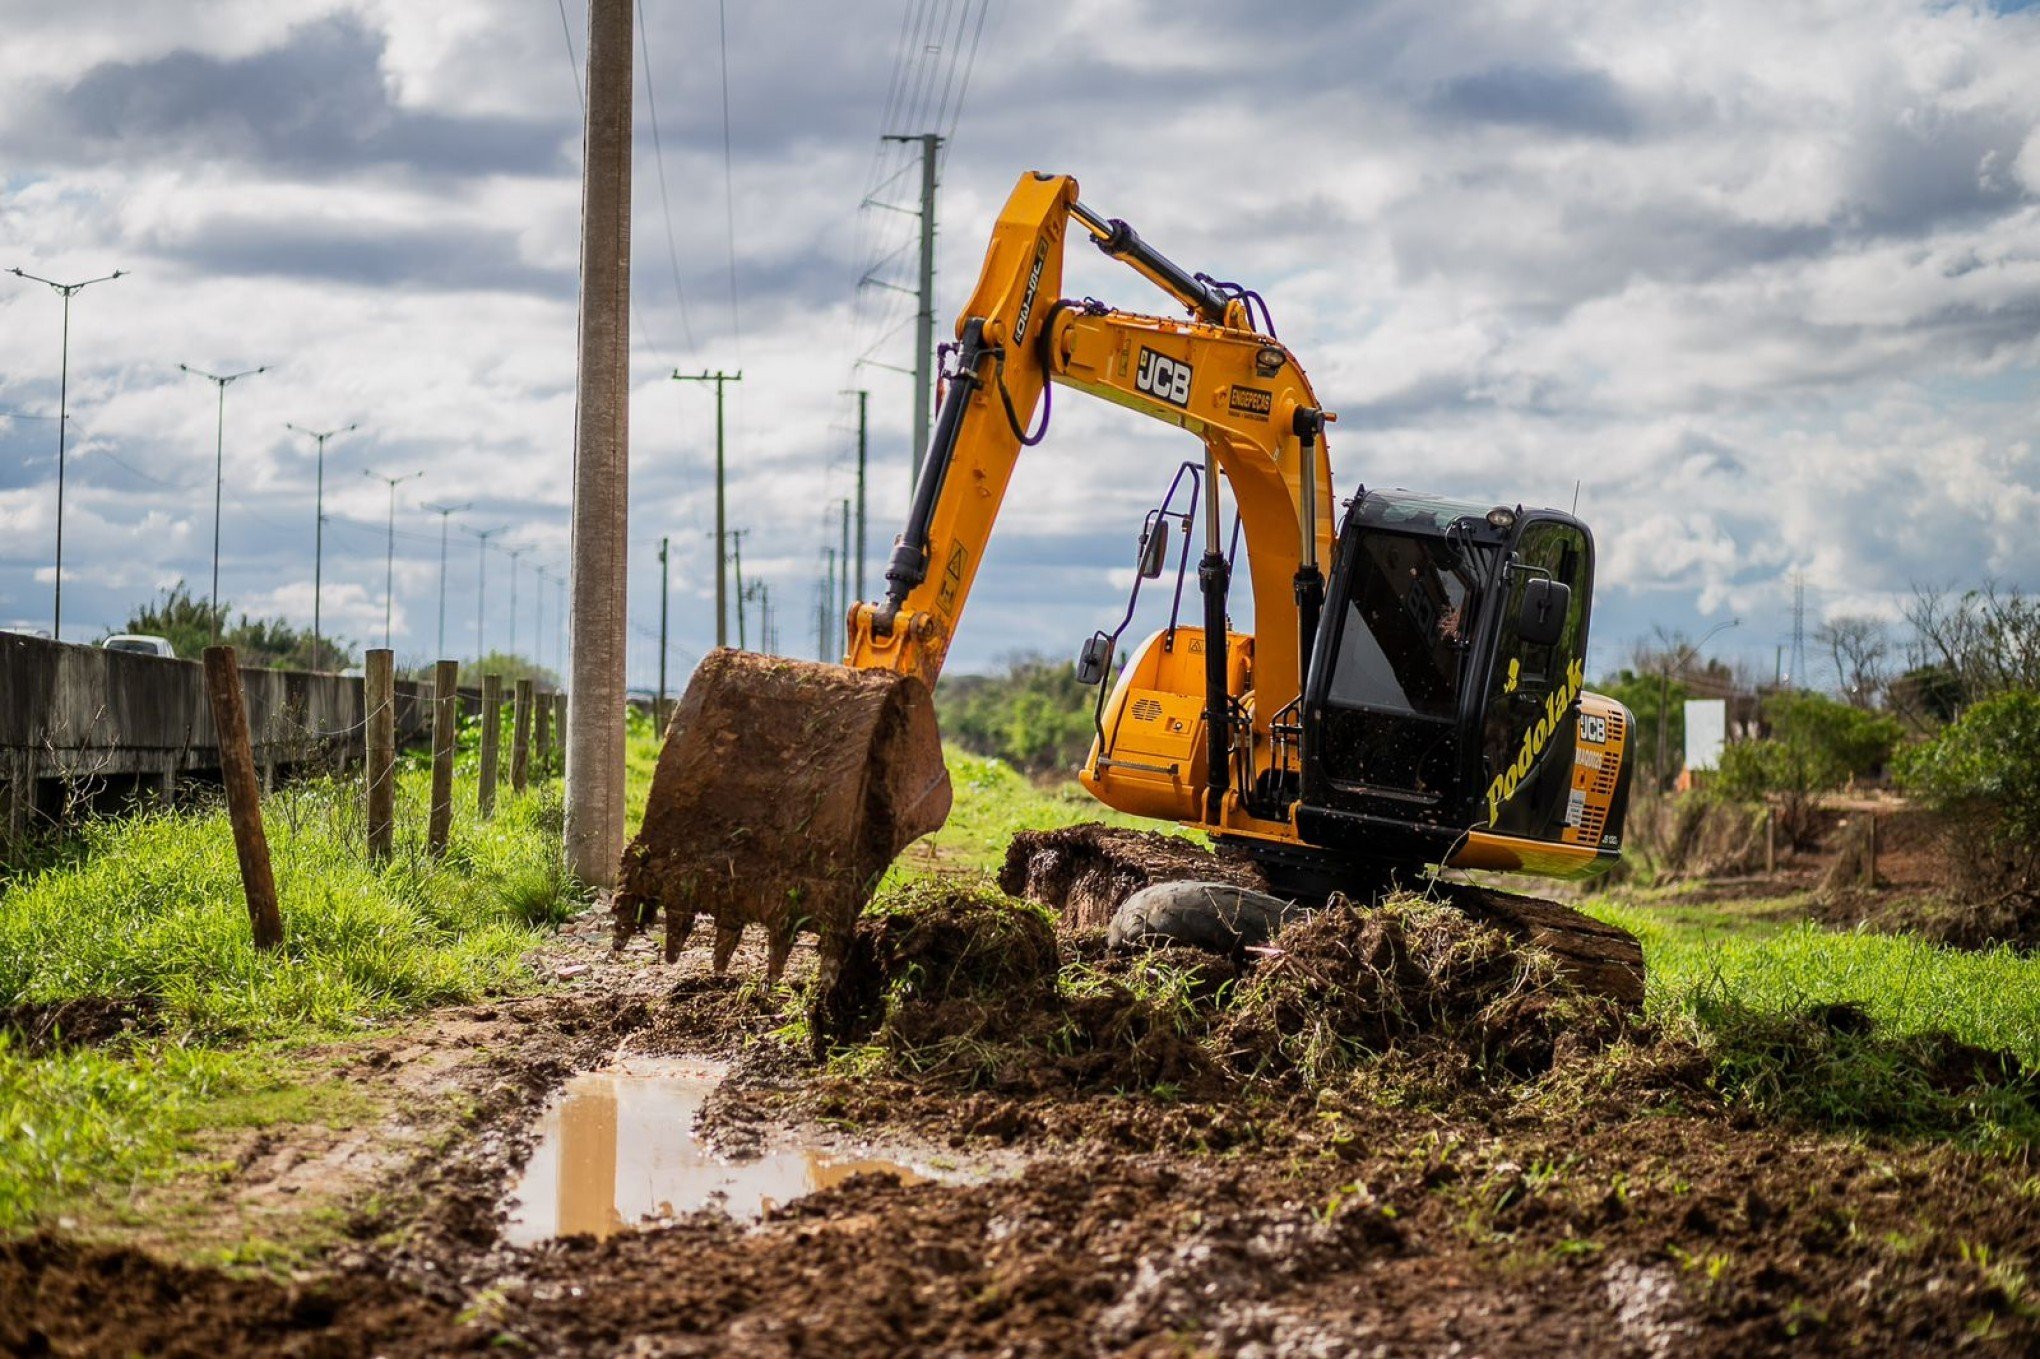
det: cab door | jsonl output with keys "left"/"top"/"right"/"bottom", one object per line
{"left": 1479, "top": 517, "right": 1594, "bottom": 839}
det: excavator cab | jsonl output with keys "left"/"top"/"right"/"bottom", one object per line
{"left": 1293, "top": 491, "right": 1629, "bottom": 879}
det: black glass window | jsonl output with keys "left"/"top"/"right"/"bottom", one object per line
{"left": 1329, "top": 532, "right": 1477, "bottom": 720}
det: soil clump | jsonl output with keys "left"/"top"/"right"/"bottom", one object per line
{"left": 0, "top": 995, "right": 161, "bottom": 1054}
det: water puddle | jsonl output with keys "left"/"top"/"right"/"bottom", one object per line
{"left": 502, "top": 1056, "right": 952, "bottom": 1246}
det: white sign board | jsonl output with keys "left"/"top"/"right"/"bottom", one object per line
{"left": 1684, "top": 698, "right": 1727, "bottom": 772}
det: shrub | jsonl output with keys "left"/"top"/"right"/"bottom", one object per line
{"left": 1713, "top": 691, "right": 1900, "bottom": 847}
{"left": 1896, "top": 690, "right": 2040, "bottom": 899}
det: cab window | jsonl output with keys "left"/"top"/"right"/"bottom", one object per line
{"left": 1328, "top": 531, "right": 1478, "bottom": 720}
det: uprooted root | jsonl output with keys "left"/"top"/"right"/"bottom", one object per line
{"left": 1218, "top": 895, "right": 1634, "bottom": 1084}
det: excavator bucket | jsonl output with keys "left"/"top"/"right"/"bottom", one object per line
{"left": 612, "top": 648, "right": 952, "bottom": 982}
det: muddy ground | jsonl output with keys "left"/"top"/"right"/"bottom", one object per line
{"left": 4, "top": 879, "right": 2038, "bottom": 1358}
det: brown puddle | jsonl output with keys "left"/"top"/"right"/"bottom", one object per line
{"left": 502, "top": 1056, "right": 949, "bottom": 1246}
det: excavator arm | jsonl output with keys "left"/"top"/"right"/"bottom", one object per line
{"left": 615, "top": 170, "right": 1340, "bottom": 989}
{"left": 846, "top": 172, "right": 1337, "bottom": 786}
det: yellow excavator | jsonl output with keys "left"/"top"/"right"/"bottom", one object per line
{"left": 614, "top": 171, "right": 1635, "bottom": 986}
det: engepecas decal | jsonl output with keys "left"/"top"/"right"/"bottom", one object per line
{"left": 1484, "top": 655, "right": 1585, "bottom": 825}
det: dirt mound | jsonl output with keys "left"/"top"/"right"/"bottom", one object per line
{"left": 612, "top": 648, "right": 951, "bottom": 978}
{"left": 1004, "top": 822, "right": 1645, "bottom": 1006}
{"left": 1, "top": 995, "right": 161, "bottom": 1054}
{"left": 1222, "top": 895, "right": 1631, "bottom": 1082}
{"left": 999, "top": 823, "right": 1264, "bottom": 929}
{"left": 817, "top": 881, "right": 1222, "bottom": 1095}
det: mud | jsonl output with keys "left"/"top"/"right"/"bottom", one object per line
{"left": 0, "top": 995, "right": 161, "bottom": 1054}
{"left": 999, "top": 822, "right": 1265, "bottom": 930}
{"left": 7, "top": 877, "right": 2040, "bottom": 1355}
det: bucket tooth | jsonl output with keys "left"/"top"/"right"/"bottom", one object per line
{"left": 765, "top": 924, "right": 795, "bottom": 981}
{"left": 664, "top": 906, "right": 697, "bottom": 964}
{"left": 711, "top": 924, "right": 743, "bottom": 974}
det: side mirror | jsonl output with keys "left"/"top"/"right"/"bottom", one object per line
{"left": 1137, "top": 519, "right": 1170, "bottom": 579}
{"left": 1518, "top": 579, "right": 1572, "bottom": 647}
{"left": 1076, "top": 633, "right": 1113, "bottom": 686}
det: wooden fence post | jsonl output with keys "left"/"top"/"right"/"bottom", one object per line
{"left": 555, "top": 695, "right": 567, "bottom": 772}
{"left": 479, "top": 673, "right": 503, "bottom": 819}
{"left": 1864, "top": 813, "right": 1878, "bottom": 889}
{"left": 534, "top": 689, "right": 553, "bottom": 778}
{"left": 428, "top": 659, "right": 459, "bottom": 857}
{"left": 365, "top": 649, "right": 395, "bottom": 863}
{"left": 1764, "top": 806, "right": 1776, "bottom": 875}
{"left": 203, "top": 646, "right": 284, "bottom": 951}
{"left": 512, "top": 678, "right": 534, "bottom": 794}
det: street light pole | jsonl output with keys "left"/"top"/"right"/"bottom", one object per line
{"left": 287, "top": 421, "right": 359, "bottom": 668}
{"left": 179, "top": 362, "right": 268, "bottom": 642}
{"left": 10, "top": 266, "right": 126, "bottom": 641}
{"left": 363, "top": 469, "right": 423, "bottom": 650}
{"left": 463, "top": 524, "right": 508, "bottom": 664}
{"left": 422, "top": 501, "right": 473, "bottom": 659}
{"left": 507, "top": 545, "right": 527, "bottom": 660}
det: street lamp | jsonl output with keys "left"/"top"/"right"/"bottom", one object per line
{"left": 11, "top": 266, "right": 126, "bottom": 639}
{"left": 286, "top": 421, "right": 359, "bottom": 668}
{"left": 1656, "top": 618, "right": 1740, "bottom": 786}
{"left": 179, "top": 362, "right": 268, "bottom": 641}
{"left": 462, "top": 523, "right": 508, "bottom": 664}
{"left": 363, "top": 468, "right": 424, "bottom": 649}
{"left": 422, "top": 501, "right": 474, "bottom": 661}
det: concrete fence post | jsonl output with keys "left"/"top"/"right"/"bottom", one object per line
{"left": 534, "top": 689, "right": 553, "bottom": 777}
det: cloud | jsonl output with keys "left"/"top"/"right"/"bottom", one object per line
{"left": 1, "top": 0, "right": 2038, "bottom": 685}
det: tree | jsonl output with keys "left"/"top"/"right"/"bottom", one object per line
{"left": 1896, "top": 690, "right": 2040, "bottom": 900}
{"left": 1713, "top": 690, "right": 1900, "bottom": 847}
{"left": 936, "top": 653, "right": 1097, "bottom": 775}
{"left": 1903, "top": 582, "right": 2040, "bottom": 710}
{"left": 114, "top": 583, "right": 349, "bottom": 670}
{"left": 453, "top": 651, "right": 559, "bottom": 690}
{"left": 1815, "top": 615, "right": 1889, "bottom": 708}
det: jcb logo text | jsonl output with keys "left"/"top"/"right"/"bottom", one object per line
{"left": 1134, "top": 348, "right": 1191, "bottom": 407}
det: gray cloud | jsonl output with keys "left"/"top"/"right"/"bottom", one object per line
{"left": 19, "top": 15, "right": 568, "bottom": 177}
{"left": 1428, "top": 64, "right": 1639, "bottom": 138}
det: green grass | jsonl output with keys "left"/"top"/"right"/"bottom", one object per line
{"left": 0, "top": 749, "right": 587, "bottom": 1232}
{"left": 893, "top": 747, "right": 1158, "bottom": 877}
{"left": 1586, "top": 896, "right": 2040, "bottom": 1068}
{"left": 1583, "top": 892, "right": 2040, "bottom": 1149}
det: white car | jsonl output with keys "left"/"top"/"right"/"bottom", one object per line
{"left": 102, "top": 634, "right": 178, "bottom": 659}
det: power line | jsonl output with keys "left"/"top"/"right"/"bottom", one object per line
{"left": 635, "top": 0, "right": 696, "bottom": 352}
{"left": 715, "top": 0, "right": 743, "bottom": 354}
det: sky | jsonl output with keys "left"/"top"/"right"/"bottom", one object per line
{"left": 1, "top": 0, "right": 2036, "bottom": 691}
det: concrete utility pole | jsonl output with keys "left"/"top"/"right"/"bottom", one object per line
{"left": 534, "top": 565, "right": 550, "bottom": 677}
{"left": 423, "top": 501, "right": 473, "bottom": 659}
{"left": 465, "top": 524, "right": 507, "bottom": 662}
{"left": 287, "top": 422, "right": 359, "bottom": 668}
{"left": 179, "top": 363, "right": 268, "bottom": 642}
{"left": 843, "top": 388, "right": 869, "bottom": 601}
{"left": 838, "top": 497, "right": 852, "bottom": 628}
{"left": 672, "top": 369, "right": 741, "bottom": 648}
{"left": 565, "top": 0, "right": 634, "bottom": 886}
{"left": 820, "top": 548, "right": 837, "bottom": 661}
{"left": 656, "top": 536, "right": 670, "bottom": 724}
{"left": 363, "top": 468, "right": 423, "bottom": 650}
{"left": 730, "top": 528, "right": 750, "bottom": 650}
{"left": 11, "top": 266, "right": 125, "bottom": 641}
{"left": 880, "top": 132, "right": 941, "bottom": 492}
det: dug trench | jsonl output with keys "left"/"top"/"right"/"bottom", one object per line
{"left": 5, "top": 827, "right": 2039, "bottom": 1357}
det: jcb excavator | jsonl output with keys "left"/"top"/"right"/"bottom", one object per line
{"left": 614, "top": 171, "right": 1635, "bottom": 986}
